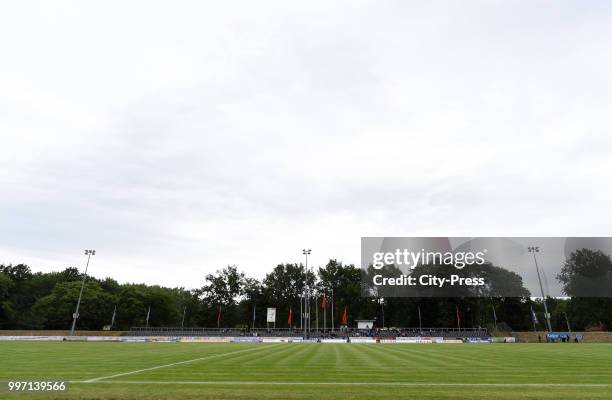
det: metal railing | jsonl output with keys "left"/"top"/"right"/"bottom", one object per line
{"left": 127, "top": 326, "right": 488, "bottom": 338}
{"left": 127, "top": 327, "right": 247, "bottom": 337}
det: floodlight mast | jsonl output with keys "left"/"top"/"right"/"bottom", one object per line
{"left": 528, "top": 246, "right": 552, "bottom": 333}
{"left": 302, "top": 249, "right": 311, "bottom": 338}
{"left": 70, "top": 250, "right": 96, "bottom": 336}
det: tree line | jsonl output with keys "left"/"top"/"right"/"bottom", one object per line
{"left": 1, "top": 249, "right": 611, "bottom": 331}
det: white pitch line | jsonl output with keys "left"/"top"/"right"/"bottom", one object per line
{"left": 83, "top": 344, "right": 282, "bottom": 383}
{"left": 75, "top": 381, "right": 612, "bottom": 388}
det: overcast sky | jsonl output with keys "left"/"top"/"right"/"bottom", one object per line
{"left": 1, "top": 1, "right": 612, "bottom": 288}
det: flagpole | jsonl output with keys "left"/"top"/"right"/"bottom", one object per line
{"left": 181, "top": 306, "right": 186, "bottom": 329}
{"left": 417, "top": 305, "right": 422, "bottom": 332}
{"left": 331, "top": 288, "right": 334, "bottom": 332}
{"left": 324, "top": 299, "right": 327, "bottom": 333}
{"left": 252, "top": 304, "right": 256, "bottom": 330}
{"left": 302, "top": 249, "right": 311, "bottom": 338}
{"left": 315, "top": 295, "right": 318, "bottom": 332}
{"left": 300, "top": 295, "right": 303, "bottom": 330}
{"left": 146, "top": 306, "right": 150, "bottom": 328}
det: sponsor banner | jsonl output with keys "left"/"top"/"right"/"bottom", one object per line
{"left": 321, "top": 338, "right": 348, "bottom": 343}
{"left": 262, "top": 338, "right": 283, "bottom": 343}
{"left": 232, "top": 337, "right": 261, "bottom": 343}
{"left": 180, "top": 336, "right": 233, "bottom": 343}
{"left": 442, "top": 339, "right": 464, "bottom": 344}
{"left": 85, "top": 336, "right": 122, "bottom": 342}
{"left": 350, "top": 338, "right": 376, "bottom": 343}
{"left": 0, "top": 336, "right": 64, "bottom": 341}
{"left": 266, "top": 308, "right": 276, "bottom": 323}
{"left": 146, "top": 337, "right": 180, "bottom": 342}
{"left": 546, "top": 332, "right": 571, "bottom": 341}
{"left": 466, "top": 337, "right": 492, "bottom": 343}
{"left": 377, "top": 338, "right": 397, "bottom": 343}
{"left": 262, "top": 337, "right": 297, "bottom": 343}
{"left": 491, "top": 337, "right": 516, "bottom": 343}
{"left": 394, "top": 337, "right": 418, "bottom": 343}
{"left": 393, "top": 337, "right": 442, "bottom": 343}
{"left": 64, "top": 336, "right": 87, "bottom": 342}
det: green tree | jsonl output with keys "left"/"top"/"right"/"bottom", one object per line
{"left": 32, "top": 281, "right": 115, "bottom": 330}
{"left": 0, "top": 273, "right": 15, "bottom": 328}
{"left": 263, "top": 263, "right": 315, "bottom": 328}
{"left": 318, "top": 260, "right": 373, "bottom": 327}
{"left": 558, "top": 249, "right": 612, "bottom": 297}
{"left": 557, "top": 249, "right": 612, "bottom": 330}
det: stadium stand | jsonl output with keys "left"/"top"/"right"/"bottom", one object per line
{"left": 128, "top": 327, "right": 488, "bottom": 338}
{"left": 127, "top": 327, "right": 247, "bottom": 337}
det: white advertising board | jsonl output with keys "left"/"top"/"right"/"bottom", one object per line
{"left": 267, "top": 308, "right": 276, "bottom": 323}
{"left": 350, "top": 338, "right": 376, "bottom": 343}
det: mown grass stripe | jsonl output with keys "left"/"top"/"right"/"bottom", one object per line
{"left": 84, "top": 344, "right": 282, "bottom": 383}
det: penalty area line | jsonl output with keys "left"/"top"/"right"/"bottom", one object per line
{"left": 75, "top": 381, "right": 612, "bottom": 388}
{"left": 82, "top": 344, "right": 283, "bottom": 383}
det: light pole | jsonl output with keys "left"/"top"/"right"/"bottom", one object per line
{"left": 492, "top": 303, "right": 498, "bottom": 331}
{"left": 563, "top": 312, "right": 571, "bottom": 334}
{"left": 528, "top": 246, "right": 552, "bottom": 333}
{"left": 315, "top": 294, "right": 319, "bottom": 332}
{"left": 70, "top": 249, "right": 95, "bottom": 336}
{"left": 490, "top": 297, "right": 498, "bottom": 331}
{"left": 379, "top": 297, "right": 385, "bottom": 328}
{"left": 302, "top": 249, "right": 311, "bottom": 338}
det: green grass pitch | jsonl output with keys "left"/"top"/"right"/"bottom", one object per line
{"left": 1, "top": 342, "right": 612, "bottom": 399}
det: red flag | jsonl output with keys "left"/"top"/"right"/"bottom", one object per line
{"left": 288, "top": 308, "right": 293, "bottom": 326}
{"left": 455, "top": 305, "right": 461, "bottom": 329}
{"left": 217, "top": 305, "right": 222, "bottom": 328}
{"left": 321, "top": 293, "right": 327, "bottom": 309}
{"left": 341, "top": 306, "right": 347, "bottom": 325}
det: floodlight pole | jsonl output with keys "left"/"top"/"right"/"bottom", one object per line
{"left": 492, "top": 304, "right": 498, "bottom": 330}
{"left": 491, "top": 297, "right": 498, "bottom": 331}
{"left": 528, "top": 246, "right": 552, "bottom": 333}
{"left": 331, "top": 288, "right": 334, "bottom": 332}
{"left": 70, "top": 249, "right": 95, "bottom": 336}
{"left": 380, "top": 297, "right": 385, "bottom": 328}
{"left": 302, "top": 249, "right": 311, "bottom": 338}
